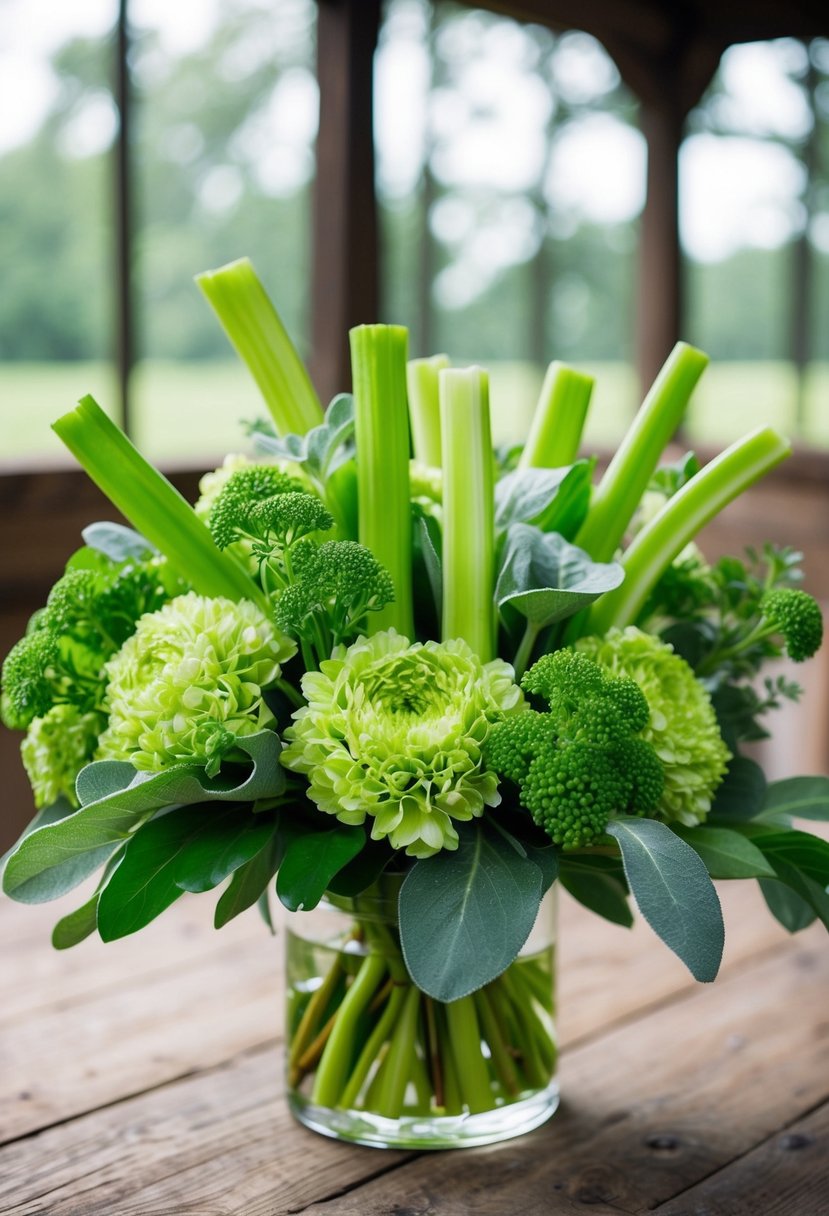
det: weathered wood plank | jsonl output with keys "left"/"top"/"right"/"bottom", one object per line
{"left": 0, "top": 1048, "right": 413, "bottom": 1216}
{"left": 651, "top": 1100, "right": 829, "bottom": 1216}
{"left": 293, "top": 937, "right": 828, "bottom": 1216}
{"left": 0, "top": 932, "right": 825, "bottom": 1215}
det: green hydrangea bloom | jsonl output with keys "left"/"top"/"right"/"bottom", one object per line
{"left": 97, "top": 593, "right": 295, "bottom": 774}
{"left": 576, "top": 626, "right": 730, "bottom": 826}
{"left": 281, "top": 630, "right": 522, "bottom": 858}
{"left": 22, "top": 704, "right": 105, "bottom": 808}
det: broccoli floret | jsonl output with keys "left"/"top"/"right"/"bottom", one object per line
{"left": 208, "top": 466, "right": 306, "bottom": 550}
{"left": 759, "top": 589, "right": 823, "bottom": 662}
{"left": 44, "top": 562, "right": 171, "bottom": 650}
{"left": 487, "top": 647, "right": 666, "bottom": 848}
{"left": 45, "top": 570, "right": 98, "bottom": 634}
{"left": 523, "top": 744, "right": 629, "bottom": 847}
{"left": 250, "top": 492, "right": 333, "bottom": 547}
{"left": 275, "top": 540, "right": 395, "bottom": 650}
{"left": 484, "top": 710, "right": 553, "bottom": 785}
{"left": 521, "top": 649, "right": 605, "bottom": 705}
{"left": 1, "top": 632, "right": 59, "bottom": 729}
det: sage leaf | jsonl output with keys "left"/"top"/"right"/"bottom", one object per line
{"left": 398, "top": 820, "right": 543, "bottom": 1002}
{"left": 494, "top": 460, "right": 593, "bottom": 539}
{"left": 82, "top": 521, "right": 156, "bottom": 561}
{"left": 606, "top": 817, "right": 724, "bottom": 982}
{"left": 2, "top": 731, "right": 283, "bottom": 904}
{"left": 496, "top": 524, "right": 624, "bottom": 631}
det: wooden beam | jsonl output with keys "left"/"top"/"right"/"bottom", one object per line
{"left": 310, "top": 0, "right": 382, "bottom": 405}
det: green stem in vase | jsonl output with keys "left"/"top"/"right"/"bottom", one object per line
{"left": 518, "top": 361, "right": 594, "bottom": 470}
{"left": 339, "top": 982, "right": 407, "bottom": 1110}
{"left": 311, "top": 952, "right": 386, "bottom": 1107}
{"left": 53, "top": 397, "right": 266, "bottom": 611}
{"left": 410, "top": 1022, "right": 435, "bottom": 1115}
{"left": 373, "top": 984, "right": 421, "bottom": 1119}
{"left": 444, "top": 995, "right": 493, "bottom": 1114}
{"left": 350, "top": 324, "right": 415, "bottom": 639}
{"left": 474, "top": 990, "right": 520, "bottom": 1097}
{"left": 196, "top": 258, "right": 323, "bottom": 436}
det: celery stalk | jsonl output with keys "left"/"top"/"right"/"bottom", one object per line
{"left": 407, "top": 354, "right": 449, "bottom": 467}
{"left": 518, "top": 361, "right": 594, "bottom": 470}
{"left": 574, "top": 342, "right": 709, "bottom": 562}
{"left": 350, "top": 324, "right": 415, "bottom": 638}
{"left": 587, "top": 426, "right": 792, "bottom": 635}
{"left": 440, "top": 367, "right": 495, "bottom": 662}
{"left": 53, "top": 396, "right": 266, "bottom": 610}
{"left": 196, "top": 258, "right": 323, "bottom": 436}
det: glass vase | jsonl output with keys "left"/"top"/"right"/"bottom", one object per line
{"left": 285, "top": 879, "right": 558, "bottom": 1150}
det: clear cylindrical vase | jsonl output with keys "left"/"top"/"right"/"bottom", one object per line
{"left": 285, "top": 880, "right": 558, "bottom": 1150}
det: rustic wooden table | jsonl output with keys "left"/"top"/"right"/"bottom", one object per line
{"left": 1, "top": 880, "right": 827, "bottom": 1216}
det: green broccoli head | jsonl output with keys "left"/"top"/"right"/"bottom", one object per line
{"left": 522, "top": 743, "right": 629, "bottom": 848}
{"left": 484, "top": 710, "right": 553, "bottom": 786}
{"left": 44, "top": 570, "right": 98, "bottom": 634}
{"left": 275, "top": 540, "right": 395, "bottom": 646}
{"left": 209, "top": 465, "right": 306, "bottom": 549}
{"left": 487, "top": 646, "right": 666, "bottom": 848}
{"left": 760, "top": 588, "right": 823, "bottom": 662}
{"left": 1, "top": 631, "right": 59, "bottom": 729}
{"left": 249, "top": 492, "right": 333, "bottom": 547}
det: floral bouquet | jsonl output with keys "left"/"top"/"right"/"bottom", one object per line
{"left": 3, "top": 258, "right": 827, "bottom": 1151}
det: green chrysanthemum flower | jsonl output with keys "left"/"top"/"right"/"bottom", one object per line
{"left": 281, "top": 630, "right": 522, "bottom": 858}
{"left": 22, "top": 704, "right": 105, "bottom": 808}
{"left": 576, "top": 626, "right": 731, "bottom": 826}
{"left": 97, "top": 593, "right": 295, "bottom": 774}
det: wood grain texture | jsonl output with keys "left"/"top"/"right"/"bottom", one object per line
{"left": 651, "top": 1101, "right": 829, "bottom": 1216}
{"left": 0, "top": 911, "right": 825, "bottom": 1214}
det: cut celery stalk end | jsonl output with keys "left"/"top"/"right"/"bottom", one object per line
{"left": 575, "top": 342, "right": 708, "bottom": 562}
{"left": 518, "top": 361, "right": 594, "bottom": 470}
{"left": 440, "top": 367, "right": 496, "bottom": 663}
{"left": 53, "top": 396, "right": 266, "bottom": 610}
{"left": 350, "top": 324, "right": 415, "bottom": 639}
{"left": 587, "top": 425, "right": 792, "bottom": 635}
{"left": 407, "top": 354, "right": 449, "bottom": 468}
{"left": 197, "top": 257, "right": 323, "bottom": 437}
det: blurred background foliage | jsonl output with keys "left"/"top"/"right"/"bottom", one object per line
{"left": 0, "top": 0, "right": 827, "bottom": 462}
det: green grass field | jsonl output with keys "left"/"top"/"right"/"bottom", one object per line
{"left": 2, "top": 359, "right": 827, "bottom": 467}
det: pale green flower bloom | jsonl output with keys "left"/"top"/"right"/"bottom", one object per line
{"left": 281, "top": 630, "right": 522, "bottom": 858}
{"left": 576, "top": 626, "right": 730, "bottom": 826}
{"left": 97, "top": 593, "right": 295, "bottom": 773}
{"left": 22, "top": 704, "right": 105, "bottom": 808}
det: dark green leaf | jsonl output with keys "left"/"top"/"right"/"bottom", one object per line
{"left": 559, "top": 856, "right": 634, "bottom": 928}
{"left": 81, "top": 521, "right": 156, "bottom": 561}
{"left": 398, "top": 820, "right": 543, "bottom": 1002}
{"left": 759, "top": 856, "right": 829, "bottom": 933}
{"left": 276, "top": 824, "right": 365, "bottom": 911}
{"left": 523, "top": 842, "right": 559, "bottom": 893}
{"left": 51, "top": 893, "right": 101, "bottom": 950}
{"left": 215, "top": 838, "right": 280, "bottom": 928}
{"left": 326, "top": 838, "right": 394, "bottom": 897}
{"left": 709, "top": 756, "right": 767, "bottom": 821}
{"left": 496, "top": 524, "right": 624, "bottom": 631}
{"left": 756, "top": 776, "right": 829, "bottom": 823}
{"left": 174, "top": 809, "right": 275, "bottom": 893}
{"left": 674, "top": 825, "right": 776, "bottom": 879}
{"left": 494, "top": 461, "right": 593, "bottom": 540}
{"left": 606, "top": 817, "right": 724, "bottom": 982}
{"left": 412, "top": 507, "right": 442, "bottom": 624}
{"left": 753, "top": 829, "right": 829, "bottom": 887}
{"left": 759, "top": 878, "right": 817, "bottom": 933}
{"left": 2, "top": 731, "right": 283, "bottom": 905}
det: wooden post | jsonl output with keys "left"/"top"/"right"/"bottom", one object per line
{"left": 114, "top": 0, "right": 135, "bottom": 434}
{"left": 310, "top": 0, "right": 382, "bottom": 405}
{"left": 636, "top": 97, "right": 684, "bottom": 394}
